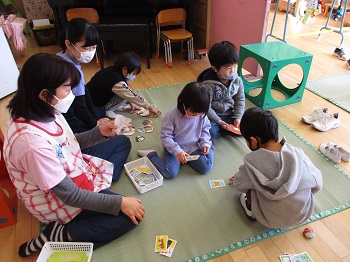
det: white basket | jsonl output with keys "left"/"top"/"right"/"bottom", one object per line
{"left": 36, "top": 242, "right": 93, "bottom": 262}
{"left": 124, "top": 157, "right": 163, "bottom": 194}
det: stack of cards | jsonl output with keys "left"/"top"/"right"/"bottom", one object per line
{"left": 279, "top": 252, "right": 313, "bottom": 262}
{"left": 129, "top": 165, "right": 157, "bottom": 187}
{"left": 209, "top": 179, "right": 226, "bottom": 188}
{"left": 154, "top": 235, "right": 177, "bottom": 258}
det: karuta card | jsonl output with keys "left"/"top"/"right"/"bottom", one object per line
{"left": 209, "top": 179, "right": 225, "bottom": 188}
{"left": 159, "top": 238, "right": 177, "bottom": 257}
{"left": 290, "top": 252, "right": 313, "bottom": 262}
{"left": 154, "top": 235, "right": 168, "bottom": 252}
{"left": 186, "top": 155, "right": 200, "bottom": 161}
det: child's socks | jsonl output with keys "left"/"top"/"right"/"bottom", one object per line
{"left": 18, "top": 221, "right": 68, "bottom": 257}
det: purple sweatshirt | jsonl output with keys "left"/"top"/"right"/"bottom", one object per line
{"left": 160, "top": 106, "right": 212, "bottom": 156}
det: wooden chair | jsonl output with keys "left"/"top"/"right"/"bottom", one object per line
{"left": 156, "top": 8, "right": 194, "bottom": 67}
{"left": 66, "top": 8, "right": 99, "bottom": 24}
{"left": 65, "top": 7, "right": 102, "bottom": 66}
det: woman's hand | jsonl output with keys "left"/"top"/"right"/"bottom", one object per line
{"left": 201, "top": 146, "right": 210, "bottom": 155}
{"left": 176, "top": 151, "right": 188, "bottom": 164}
{"left": 148, "top": 105, "right": 161, "bottom": 117}
{"left": 120, "top": 196, "right": 145, "bottom": 225}
{"left": 98, "top": 121, "right": 118, "bottom": 137}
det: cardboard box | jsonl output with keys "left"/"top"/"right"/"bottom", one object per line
{"left": 124, "top": 157, "right": 163, "bottom": 194}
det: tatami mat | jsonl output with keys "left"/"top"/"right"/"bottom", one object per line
{"left": 307, "top": 72, "right": 350, "bottom": 113}
{"left": 91, "top": 84, "right": 350, "bottom": 262}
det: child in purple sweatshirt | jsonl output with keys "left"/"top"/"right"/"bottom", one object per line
{"left": 137, "top": 82, "right": 214, "bottom": 179}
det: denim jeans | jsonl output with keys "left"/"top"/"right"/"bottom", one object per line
{"left": 82, "top": 135, "right": 131, "bottom": 181}
{"left": 67, "top": 190, "right": 138, "bottom": 249}
{"left": 210, "top": 115, "right": 235, "bottom": 140}
{"left": 147, "top": 147, "right": 214, "bottom": 179}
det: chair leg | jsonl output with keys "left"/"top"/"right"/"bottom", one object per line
{"left": 156, "top": 29, "right": 161, "bottom": 59}
{"left": 163, "top": 38, "right": 169, "bottom": 66}
{"left": 167, "top": 39, "right": 173, "bottom": 67}
{"left": 187, "top": 37, "right": 194, "bottom": 64}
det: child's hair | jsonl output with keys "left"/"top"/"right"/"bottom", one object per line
{"left": 177, "top": 82, "right": 210, "bottom": 115}
{"left": 7, "top": 53, "right": 80, "bottom": 121}
{"left": 113, "top": 51, "right": 142, "bottom": 75}
{"left": 208, "top": 41, "right": 239, "bottom": 70}
{"left": 240, "top": 107, "right": 279, "bottom": 144}
{"left": 58, "top": 18, "right": 99, "bottom": 51}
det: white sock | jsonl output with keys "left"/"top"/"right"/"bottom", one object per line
{"left": 137, "top": 149, "right": 156, "bottom": 157}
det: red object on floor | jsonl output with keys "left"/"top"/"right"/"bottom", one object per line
{"left": 0, "top": 130, "right": 18, "bottom": 229}
{"left": 227, "top": 124, "right": 242, "bottom": 135}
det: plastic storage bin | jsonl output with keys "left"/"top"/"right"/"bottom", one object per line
{"left": 30, "top": 22, "right": 57, "bottom": 47}
{"left": 124, "top": 157, "right": 163, "bottom": 194}
{"left": 36, "top": 242, "right": 93, "bottom": 262}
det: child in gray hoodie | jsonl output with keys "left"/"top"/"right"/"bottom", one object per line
{"left": 229, "top": 107, "right": 323, "bottom": 228}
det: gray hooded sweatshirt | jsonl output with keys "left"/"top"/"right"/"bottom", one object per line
{"left": 232, "top": 140, "right": 323, "bottom": 228}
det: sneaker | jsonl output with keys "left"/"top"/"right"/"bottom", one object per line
{"left": 347, "top": 59, "right": 350, "bottom": 70}
{"left": 137, "top": 149, "right": 156, "bottom": 157}
{"left": 239, "top": 193, "right": 256, "bottom": 221}
{"left": 333, "top": 48, "right": 347, "bottom": 61}
{"left": 312, "top": 113, "right": 340, "bottom": 131}
{"left": 301, "top": 108, "right": 328, "bottom": 124}
{"left": 328, "top": 142, "right": 350, "bottom": 162}
{"left": 319, "top": 143, "right": 341, "bottom": 163}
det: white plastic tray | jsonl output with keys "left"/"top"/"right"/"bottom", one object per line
{"left": 36, "top": 242, "right": 93, "bottom": 262}
{"left": 124, "top": 157, "right": 163, "bottom": 194}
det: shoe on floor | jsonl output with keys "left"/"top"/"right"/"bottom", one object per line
{"left": 137, "top": 149, "right": 156, "bottom": 157}
{"left": 328, "top": 142, "right": 350, "bottom": 162}
{"left": 333, "top": 48, "right": 347, "bottom": 61}
{"left": 347, "top": 59, "right": 350, "bottom": 70}
{"left": 320, "top": 143, "right": 341, "bottom": 164}
{"left": 239, "top": 193, "right": 256, "bottom": 221}
{"left": 312, "top": 113, "right": 339, "bottom": 131}
{"left": 301, "top": 108, "right": 328, "bottom": 124}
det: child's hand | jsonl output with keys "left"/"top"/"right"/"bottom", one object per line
{"left": 98, "top": 121, "right": 118, "bottom": 137}
{"left": 176, "top": 152, "right": 188, "bottom": 164}
{"left": 97, "top": 118, "right": 109, "bottom": 126}
{"left": 120, "top": 196, "right": 145, "bottom": 225}
{"left": 128, "top": 102, "right": 143, "bottom": 112}
{"left": 148, "top": 105, "right": 161, "bottom": 117}
{"left": 202, "top": 146, "right": 210, "bottom": 155}
{"left": 218, "top": 120, "right": 229, "bottom": 130}
{"left": 228, "top": 175, "right": 235, "bottom": 186}
{"left": 233, "top": 118, "right": 241, "bottom": 127}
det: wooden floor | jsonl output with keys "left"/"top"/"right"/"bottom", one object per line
{"left": 1, "top": 7, "right": 350, "bottom": 262}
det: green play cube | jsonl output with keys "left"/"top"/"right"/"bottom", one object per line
{"left": 238, "top": 42, "right": 313, "bottom": 109}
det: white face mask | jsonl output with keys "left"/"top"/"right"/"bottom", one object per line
{"left": 72, "top": 44, "right": 96, "bottom": 64}
{"left": 125, "top": 74, "right": 136, "bottom": 81}
{"left": 51, "top": 91, "right": 75, "bottom": 114}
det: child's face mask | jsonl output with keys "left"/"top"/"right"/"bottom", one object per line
{"left": 49, "top": 91, "right": 75, "bottom": 114}
{"left": 71, "top": 44, "right": 96, "bottom": 64}
{"left": 183, "top": 105, "right": 203, "bottom": 118}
